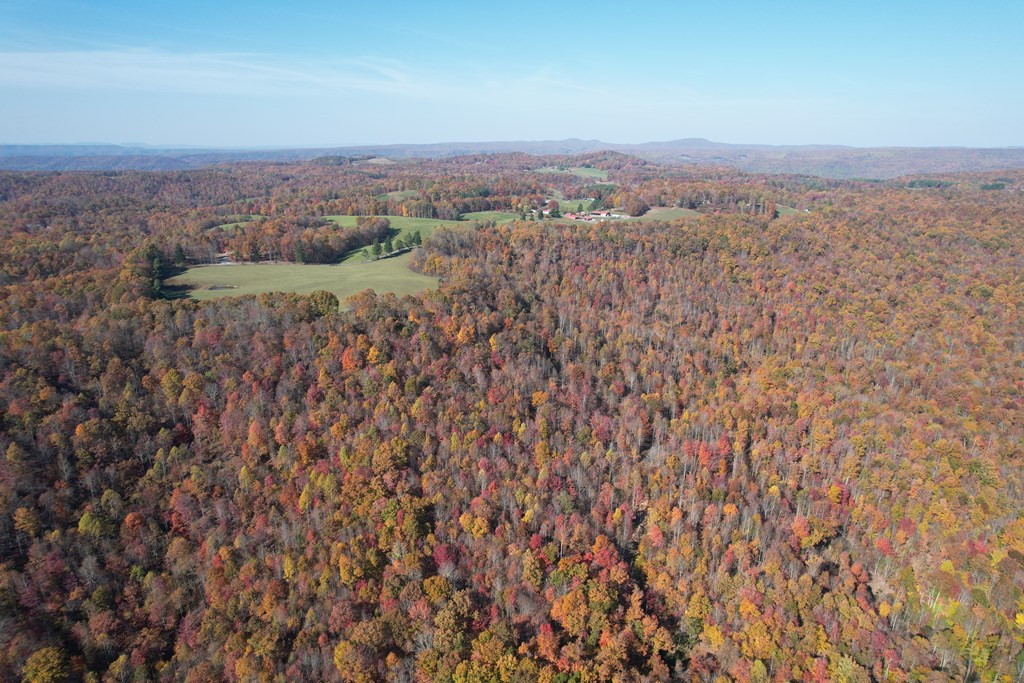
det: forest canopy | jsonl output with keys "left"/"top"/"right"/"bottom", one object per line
{"left": 0, "top": 155, "right": 1022, "bottom": 682}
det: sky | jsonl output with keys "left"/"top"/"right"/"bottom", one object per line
{"left": 0, "top": 0, "right": 1021, "bottom": 147}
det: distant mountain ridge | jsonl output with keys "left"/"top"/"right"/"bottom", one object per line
{"left": 2, "top": 138, "right": 1022, "bottom": 178}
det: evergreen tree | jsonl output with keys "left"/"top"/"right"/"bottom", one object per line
{"left": 151, "top": 257, "right": 164, "bottom": 297}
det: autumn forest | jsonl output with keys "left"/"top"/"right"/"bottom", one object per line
{"left": 0, "top": 152, "right": 1022, "bottom": 683}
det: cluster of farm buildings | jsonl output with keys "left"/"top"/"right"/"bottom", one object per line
{"left": 561, "top": 209, "right": 627, "bottom": 221}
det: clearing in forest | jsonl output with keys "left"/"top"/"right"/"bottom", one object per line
{"left": 376, "top": 189, "right": 420, "bottom": 201}
{"left": 165, "top": 253, "right": 437, "bottom": 303}
{"left": 325, "top": 214, "right": 461, "bottom": 240}
{"left": 327, "top": 213, "right": 516, "bottom": 236}
{"left": 461, "top": 210, "right": 518, "bottom": 223}
{"left": 536, "top": 165, "right": 610, "bottom": 181}
{"left": 326, "top": 213, "right": 517, "bottom": 262}
{"left": 211, "top": 216, "right": 255, "bottom": 230}
{"left": 628, "top": 206, "right": 701, "bottom": 221}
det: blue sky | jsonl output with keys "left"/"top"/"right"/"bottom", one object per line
{"left": 0, "top": 0, "right": 1020, "bottom": 147}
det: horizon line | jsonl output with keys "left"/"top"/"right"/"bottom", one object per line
{"left": 2, "top": 139, "right": 1023, "bottom": 152}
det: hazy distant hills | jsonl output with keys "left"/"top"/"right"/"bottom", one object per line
{"left": 2, "top": 139, "right": 1022, "bottom": 178}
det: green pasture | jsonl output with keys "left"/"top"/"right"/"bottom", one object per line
{"left": 212, "top": 215, "right": 255, "bottom": 231}
{"left": 461, "top": 211, "right": 518, "bottom": 223}
{"left": 629, "top": 206, "right": 701, "bottom": 221}
{"left": 543, "top": 188, "right": 598, "bottom": 213}
{"left": 536, "top": 166, "right": 610, "bottom": 181}
{"left": 325, "top": 215, "right": 461, "bottom": 241}
{"left": 376, "top": 189, "right": 419, "bottom": 201}
{"left": 325, "top": 215, "right": 464, "bottom": 262}
{"left": 554, "top": 198, "right": 596, "bottom": 213}
{"left": 166, "top": 253, "right": 437, "bottom": 303}
{"left": 326, "top": 213, "right": 517, "bottom": 262}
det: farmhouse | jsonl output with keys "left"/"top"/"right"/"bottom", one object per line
{"left": 565, "top": 209, "right": 621, "bottom": 222}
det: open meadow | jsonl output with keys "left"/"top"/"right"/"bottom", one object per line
{"left": 326, "top": 213, "right": 515, "bottom": 239}
{"left": 327, "top": 213, "right": 517, "bottom": 262}
{"left": 630, "top": 206, "right": 701, "bottom": 221}
{"left": 461, "top": 210, "right": 519, "bottom": 223}
{"left": 166, "top": 252, "right": 437, "bottom": 303}
{"left": 536, "top": 165, "right": 610, "bottom": 181}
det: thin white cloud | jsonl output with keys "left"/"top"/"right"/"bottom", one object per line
{"left": 5, "top": 48, "right": 847, "bottom": 145}
{"left": 0, "top": 48, "right": 731, "bottom": 114}
{"left": 0, "top": 49, "right": 452, "bottom": 98}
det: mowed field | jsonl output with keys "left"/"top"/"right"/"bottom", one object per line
{"left": 166, "top": 253, "right": 437, "bottom": 303}
{"left": 537, "top": 166, "right": 609, "bottom": 181}
{"left": 553, "top": 197, "right": 596, "bottom": 213}
{"left": 630, "top": 206, "right": 701, "bottom": 221}
{"left": 462, "top": 210, "right": 518, "bottom": 223}
{"left": 326, "top": 213, "right": 517, "bottom": 262}
{"left": 212, "top": 215, "right": 255, "bottom": 230}
{"left": 172, "top": 213, "right": 516, "bottom": 300}
{"left": 324, "top": 215, "right": 460, "bottom": 238}
{"left": 376, "top": 189, "right": 419, "bottom": 201}
{"left": 326, "top": 213, "right": 515, "bottom": 238}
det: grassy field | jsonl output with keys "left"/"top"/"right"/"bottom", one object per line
{"left": 325, "top": 215, "right": 462, "bottom": 241}
{"left": 325, "top": 215, "right": 464, "bottom": 262}
{"left": 461, "top": 210, "right": 518, "bottom": 223}
{"left": 328, "top": 213, "right": 516, "bottom": 233}
{"left": 544, "top": 188, "right": 599, "bottom": 214}
{"left": 629, "top": 206, "right": 701, "bottom": 221}
{"left": 776, "top": 205, "right": 801, "bottom": 215}
{"left": 326, "top": 213, "right": 518, "bottom": 262}
{"left": 554, "top": 198, "right": 596, "bottom": 213}
{"left": 537, "top": 166, "right": 609, "bottom": 181}
{"left": 212, "top": 215, "right": 256, "bottom": 231}
{"left": 166, "top": 253, "right": 437, "bottom": 303}
{"left": 376, "top": 189, "right": 419, "bottom": 201}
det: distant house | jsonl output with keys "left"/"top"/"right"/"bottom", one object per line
{"left": 561, "top": 209, "right": 620, "bottom": 222}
